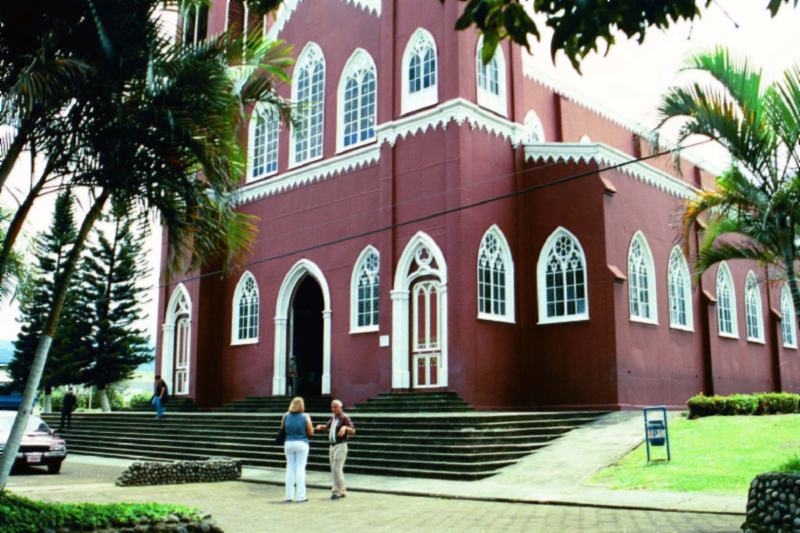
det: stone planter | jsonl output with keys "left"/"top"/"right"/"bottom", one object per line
{"left": 743, "top": 472, "right": 800, "bottom": 532}
{"left": 116, "top": 458, "right": 242, "bottom": 487}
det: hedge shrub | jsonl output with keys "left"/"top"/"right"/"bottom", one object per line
{"left": 687, "top": 392, "right": 800, "bottom": 418}
{"left": 0, "top": 492, "right": 200, "bottom": 533}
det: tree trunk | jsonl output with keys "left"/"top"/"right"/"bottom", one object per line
{"left": 0, "top": 189, "right": 109, "bottom": 491}
{"left": 98, "top": 388, "right": 111, "bottom": 412}
{"left": 0, "top": 122, "right": 31, "bottom": 191}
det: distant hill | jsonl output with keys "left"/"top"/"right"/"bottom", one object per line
{"left": 0, "top": 339, "right": 13, "bottom": 365}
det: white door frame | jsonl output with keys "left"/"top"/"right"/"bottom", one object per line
{"left": 391, "top": 231, "right": 448, "bottom": 389}
{"left": 273, "top": 259, "right": 332, "bottom": 396}
{"left": 160, "top": 283, "right": 192, "bottom": 396}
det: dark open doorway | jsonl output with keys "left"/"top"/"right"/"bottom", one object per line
{"left": 289, "top": 275, "right": 324, "bottom": 397}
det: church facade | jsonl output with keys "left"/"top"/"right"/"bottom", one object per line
{"left": 155, "top": 0, "right": 800, "bottom": 410}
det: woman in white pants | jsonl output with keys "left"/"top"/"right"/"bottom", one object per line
{"left": 282, "top": 397, "right": 314, "bottom": 502}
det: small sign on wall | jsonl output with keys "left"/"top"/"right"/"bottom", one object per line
{"left": 379, "top": 335, "right": 390, "bottom": 348}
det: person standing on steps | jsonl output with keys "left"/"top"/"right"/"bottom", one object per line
{"left": 152, "top": 375, "right": 168, "bottom": 419}
{"left": 59, "top": 387, "right": 77, "bottom": 430}
{"left": 315, "top": 399, "right": 355, "bottom": 500}
{"left": 283, "top": 396, "right": 314, "bottom": 502}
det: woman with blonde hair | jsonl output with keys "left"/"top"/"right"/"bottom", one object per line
{"left": 281, "top": 396, "right": 314, "bottom": 502}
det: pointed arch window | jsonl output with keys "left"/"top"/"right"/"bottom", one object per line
{"left": 291, "top": 43, "right": 325, "bottom": 165}
{"left": 338, "top": 50, "right": 377, "bottom": 151}
{"left": 716, "top": 262, "right": 738, "bottom": 337}
{"left": 523, "top": 110, "right": 545, "bottom": 144}
{"left": 351, "top": 247, "right": 380, "bottom": 332}
{"left": 537, "top": 228, "right": 588, "bottom": 323}
{"left": 744, "top": 271, "right": 764, "bottom": 342}
{"left": 248, "top": 103, "right": 280, "bottom": 180}
{"left": 401, "top": 28, "right": 438, "bottom": 114}
{"left": 232, "top": 272, "right": 259, "bottom": 344}
{"left": 782, "top": 285, "right": 797, "bottom": 348}
{"left": 667, "top": 246, "right": 693, "bottom": 330}
{"left": 477, "top": 226, "right": 515, "bottom": 322}
{"left": 475, "top": 37, "right": 507, "bottom": 116}
{"left": 628, "top": 232, "right": 657, "bottom": 323}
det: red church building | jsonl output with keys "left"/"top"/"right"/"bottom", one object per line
{"left": 156, "top": 0, "right": 800, "bottom": 411}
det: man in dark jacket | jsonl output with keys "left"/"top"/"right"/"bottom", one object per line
{"left": 315, "top": 399, "right": 355, "bottom": 500}
{"left": 59, "top": 387, "right": 77, "bottom": 430}
{"left": 152, "top": 375, "right": 168, "bottom": 419}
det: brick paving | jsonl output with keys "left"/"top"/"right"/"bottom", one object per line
{"left": 8, "top": 459, "right": 743, "bottom": 532}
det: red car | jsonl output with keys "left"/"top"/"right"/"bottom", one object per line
{"left": 0, "top": 411, "right": 67, "bottom": 474}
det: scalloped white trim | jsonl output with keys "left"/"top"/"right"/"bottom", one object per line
{"left": 237, "top": 144, "right": 380, "bottom": 203}
{"left": 267, "top": 0, "right": 380, "bottom": 39}
{"left": 521, "top": 61, "right": 722, "bottom": 177}
{"left": 524, "top": 142, "right": 699, "bottom": 199}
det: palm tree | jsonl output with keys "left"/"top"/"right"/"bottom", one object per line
{"left": 657, "top": 47, "right": 800, "bottom": 326}
{"left": 0, "top": 2, "right": 292, "bottom": 489}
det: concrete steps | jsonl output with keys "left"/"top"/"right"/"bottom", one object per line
{"left": 43, "top": 409, "right": 607, "bottom": 481}
{"left": 212, "top": 395, "right": 332, "bottom": 413}
{"left": 352, "top": 392, "right": 473, "bottom": 412}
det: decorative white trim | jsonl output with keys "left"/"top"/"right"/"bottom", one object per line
{"left": 392, "top": 232, "right": 448, "bottom": 389}
{"left": 475, "top": 37, "right": 507, "bottom": 117}
{"left": 237, "top": 144, "right": 380, "bottom": 203}
{"left": 350, "top": 245, "right": 380, "bottom": 333}
{"left": 744, "top": 271, "right": 765, "bottom": 343}
{"left": 536, "top": 226, "right": 589, "bottom": 325}
{"left": 231, "top": 271, "right": 260, "bottom": 345}
{"left": 401, "top": 28, "right": 439, "bottom": 115}
{"left": 273, "top": 259, "right": 332, "bottom": 396}
{"left": 161, "top": 283, "right": 192, "bottom": 396}
{"left": 627, "top": 231, "right": 658, "bottom": 324}
{"left": 476, "top": 224, "right": 515, "bottom": 323}
{"left": 716, "top": 262, "right": 739, "bottom": 338}
{"left": 266, "top": 0, "right": 380, "bottom": 40}
{"left": 521, "top": 61, "right": 723, "bottom": 176}
{"left": 337, "top": 48, "right": 378, "bottom": 153}
{"left": 525, "top": 142, "right": 699, "bottom": 199}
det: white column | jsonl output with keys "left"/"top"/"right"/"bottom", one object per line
{"left": 160, "top": 324, "right": 175, "bottom": 383}
{"left": 390, "top": 289, "right": 410, "bottom": 389}
{"left": 439, "top": 284, "right": 448, "bottom": 387}
{"left": 273, "top": 317, "right": 288, "bottom": 395}
{"left": 322, "top": 310, "right": 332, "bottom": 394}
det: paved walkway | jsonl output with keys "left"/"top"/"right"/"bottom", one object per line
{"left": 243, "top": 411, "right": 746, "bottom": 515}
{"left": 8, "top": 457, "right": 742, "bottom": 532}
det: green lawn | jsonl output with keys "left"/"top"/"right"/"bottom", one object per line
{"left": 589, "top": 414, "right": 800, "bottom": 494}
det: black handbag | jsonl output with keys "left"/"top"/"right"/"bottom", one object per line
{"left": 275, "top": 416, "right": 286, "bottom": 445}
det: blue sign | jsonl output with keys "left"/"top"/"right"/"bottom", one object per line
{"left": 643, "top": 406, "right": 671, "bottom": 462}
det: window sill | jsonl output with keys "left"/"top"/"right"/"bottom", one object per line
{"left": 231, "top": 338, "right": 259, "bottom": 346}
{"left": 669, "top": 324, "right": 694, "bottom": 333}
{"left": 538, "top": 315, "right": 590, "bottom": 326}
{"left": 287, "top": 153, "right": 324, "bottom": 171}
{"left": 477, "top": 313, "right": 515, "bottom": 325}
{"left": 476, "top": 93, "right": 507, "bottom": 117}
{"left": 246, "top": 169, "right": 278, "bottom": 184}
{"left": 630, "top": 316, "right": 659, "bottom": 326}
{"left": 783, "top": 343, "right": 798, "bottom": 350}
{"left": 337, "top": 137, "right": 377, "bottom": 155}
{"left": 401, "top": 89, "right": 438, "bottom": 116}
{"left": 746, "top": 337, "right": 766, "bottom": 345}
{"left": 350, "top": 326, "right": 379, "bottom": 335}
{"left": 718, "top": 332, "right": 740, "bottom": 340}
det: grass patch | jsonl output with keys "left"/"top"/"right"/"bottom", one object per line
{"left": 590, "top": 414, "right": 800, "bottom": 494}
{"left": 0, "top": 491, "right": 200, "bottom": 533}
{"left": 778, "top": 454, "right": 800, "bottom": 473}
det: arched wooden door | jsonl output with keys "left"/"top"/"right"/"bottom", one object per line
{"left": 411, "top": 279, "right": 441, "bottom": 388}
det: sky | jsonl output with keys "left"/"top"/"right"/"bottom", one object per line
{"left": 0, "top": 0, "right": 797, "bottom": 343}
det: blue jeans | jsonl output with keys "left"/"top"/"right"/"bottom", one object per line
{"left": 284, "top": 440, "right": 309, "bottom": 501}
{"left": 152, "top": 396, "right": 164, "bottom": 418}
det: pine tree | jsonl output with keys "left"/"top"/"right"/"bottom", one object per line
{"left": 9, "top": 191, "right": 88, "bottom": 411}
{"left": 77, "top": 208, "right": 152, "bottom": 411}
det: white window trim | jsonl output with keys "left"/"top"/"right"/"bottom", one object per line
{"left": 336, "top": 48, "right": 378, "bottom": 154}
{"left": 627, "top": 231, "right": 658, "bottom": 325}
{"left": 475, "top": 37, "right": 508, "bottom": 117}
{"left": 744, "top": 271, "right": 765, "bottom": 343}
{"left": 667, "top": 246, "right": 694, "bottom": 332}
{"left": 350, "top": 245, "right": 380, "bottom": 334}
{"left": 289, "top": 41, "right": 326, "bottom": 169}
{"left": 782, "top": 285, "right": 798, "bottom": 349}
{"left": 476, "top": 224, "right": 515, "bottom": 324}
{"left": 716, "top": 262, "right": 739, "bottom": 338}
{"left": 401, "top": 28, "right": 438, "bottom": 115}
{"left": 231, "top": 271, "right": 260, "bottom": 345}
{"left": 247, "top": 102, "right": 280, "bottom": 182}
{"left": 536, "top": 226, "right": 590, "bottom": 325}
{"left": 523, "top": 109, "right": 545, "bottom": 144}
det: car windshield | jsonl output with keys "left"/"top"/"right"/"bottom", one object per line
{"left": 0, "top": 415, "right": 50, "bottom": 434}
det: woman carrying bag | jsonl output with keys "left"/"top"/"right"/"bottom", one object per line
{"left": 280, "top": 396, "right": 314, "bottom": 502}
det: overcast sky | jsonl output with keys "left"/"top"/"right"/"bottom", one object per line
{"left": 0, "top": 0, "right": 797, "bottom": 343}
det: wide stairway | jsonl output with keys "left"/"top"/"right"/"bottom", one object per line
{"left": 352, "top": 392, "right": 472, "bottom": 412}
{"left": 211, "top": 395, "right": 333, "bottom": 413}
{"left": 43, "top": 397, "right": 606, "bottom": 481}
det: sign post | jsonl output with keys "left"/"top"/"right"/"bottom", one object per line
{"left": 643, "top": 406, "right": 671, "bottom": 463}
